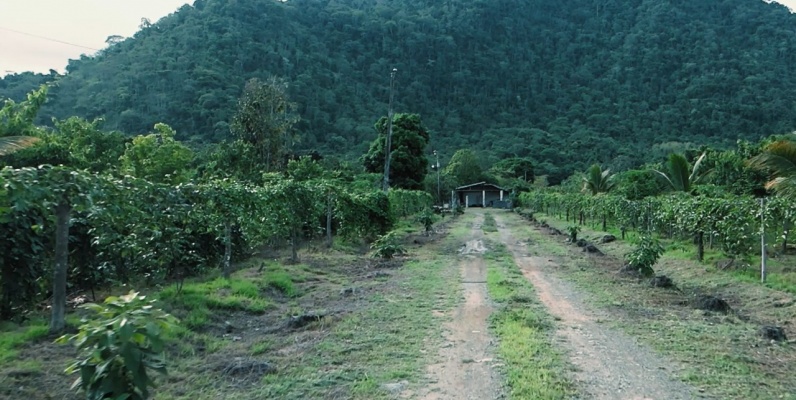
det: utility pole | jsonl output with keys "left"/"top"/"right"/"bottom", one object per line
{"left": 382, "top": 68, "right": 397, "bottom": 192}
{"left": 433, "top": 150, "right": 441, "bottom": 204}
{"left": 761, "top": 198, "right": 767, "bottom": 283}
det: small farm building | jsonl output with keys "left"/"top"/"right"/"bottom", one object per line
{"left": 454, "top": 182, "right": 511, "bottom": 208}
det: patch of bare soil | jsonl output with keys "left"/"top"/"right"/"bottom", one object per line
{"left": 418, "top": 214, "right": 504, "bottom": 400}
{"left": 494, "top": 212, "right": 696, "bottom": 400}
{"left": 0, "top": 340, "right": 78, "bottom": 400}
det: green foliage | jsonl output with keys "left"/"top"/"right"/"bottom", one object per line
{"left": 6, "top": 1, "right": 796, "bottom": 180}
{"left": 0, "top": 84, "right": 47, "bottom": 138}
{"left": 389, "top": 189, "right": 433, "bottom": 218}
{"left": 56, "top": 291, "right": 177, "bottom": 400}
{"left": 624, "top": 236, "right": 665, "bottom": 277}
{"left": 335, "top": 190, "right": 393, "bottom": 240}
{"left": 286, "top": 156, "right": 326, "bottom": 181}
{"left": 199, "top": 140, "right": 263, "bottom": 183}
{"left": 612, "top": 170, "right": 666, "bottom": 200}
{"left": 120, "top": 123, "right": 195, "bottom": 184}
{"left": 582, "top": 164, "right": 615, "bottom": 195}
{"left": 370, "top": 231, "right": 406, "bottom": 259}
{"left": 443, "top": 149, "right": 484, "bottom": 186}
{"left": 0, "top": 164, "right": 395, "bottom": 320}
{"left": 362, "top": 113, "right": 430, "bottom": 190}
{"left": 54, "top": 117, "right": 126, "bottom": 173}
{"left": 416, "top": 207, "right": 437, "bottom": 234}
{"left": 490, "top": 157, "right": 534, "bottom": 183}
{"left": 521, "top": 189, "right": 785, "bottom": 260}
{"left": 566, "top": 225, "right": 581, "bottom": 242}
{"left": 230, "top": 77, "right": 299, "bottom": 172}
{"left": 748, "top": 138, "right": 796, "bottom": 198}
{"left": 653, "top": 152, "right": 707, "bottom": 193}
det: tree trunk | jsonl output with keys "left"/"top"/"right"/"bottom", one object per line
{"left": 783, "top": 220, "right": 790, "bottom": 254}
{"left": 50, "top": 200, "right": 72, "bottom": 333}
{"left": 326, "top": 193, "right": 333, "bottom": 248}
{"left": 223, "top": 221, "right": 232, "bottom": 279}
{"left": 291, "top": 228, "right": 299, "bottom": 263}
{"left": 696, "top": 231, "right": 704, "bottom": 262}
{"left": 602, "top": 213, "right": 607, "bottom": 232}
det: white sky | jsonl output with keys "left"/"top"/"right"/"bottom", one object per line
{"left": 0, "top": 0, "right": 795, "bottom": 77}
{"left": 0, "top": 0, "right": 191, "bottom": 75}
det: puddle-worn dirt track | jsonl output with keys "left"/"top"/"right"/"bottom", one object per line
{"left": 493, "top": 211, "right": 696, "bottom": 400}
{"left": 418, "top": 214, "right": 503, "bottom": 400}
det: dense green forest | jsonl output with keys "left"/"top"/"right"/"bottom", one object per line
{"left": 3, "top": 0, "right": 796, "bottom": 181}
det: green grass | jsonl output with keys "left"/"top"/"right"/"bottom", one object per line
{"left": 251, "top": 255, "right": 460, "bottom": 399}
{"left": 154, "top": 215, "right": 473, "bottom": 400}
{"left": 159, "top": 277, "right": 271, "bottom": 329}
{"left": 484, "top": 243, "right": 572, "bottom": 399}
{"left": 482, "top": 213, "right": 498, "bottom": 233}
{"left": 261, "top": 264, "right": 300, "bottom": 297}
{"left": 0, "top": 321, "right": 49, "bottom": 365}
{"left": 515, "top": 213, "right": 796, "bottom": 399}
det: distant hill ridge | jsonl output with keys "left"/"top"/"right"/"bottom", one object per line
{"left": 2, "top": 0, "right": 796, "bottom": 181}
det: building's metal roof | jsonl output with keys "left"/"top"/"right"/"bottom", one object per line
{"left": 455, "top": 182, "right": 507, "bottom": 191}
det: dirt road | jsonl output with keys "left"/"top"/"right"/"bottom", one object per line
{"left": 492, "top": 211, "right": 696, "bottom": 400}
{"left": 417, "top": 210, "right": 696, "bottom": 399}
{"left": 419, "top": 213, "right": 504, "bottom": 400}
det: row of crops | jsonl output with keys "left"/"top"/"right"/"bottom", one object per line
{"left": 0, "top": 165, "right": 431, "bottom": 320}
{"left": 519, "top": 191, "right": 794, "bottom": 260}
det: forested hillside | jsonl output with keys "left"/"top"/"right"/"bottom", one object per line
{"left": 3, "top": 0, "right": 796, "bottom": 181}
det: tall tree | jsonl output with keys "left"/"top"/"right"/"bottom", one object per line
{"left": 362, "top": 113, "right": 429, "bottom": 190}
{"left": 230, "top": 77, "right": 299, "bottom": 172}
{"left": 443, "top": 149, "right": 484, "bottom": 186}
{"left": 490, "top": 157, "right": 534, "bottom": 182}
{"left": 120, "top": 123, "right": 195, "bottom": 184}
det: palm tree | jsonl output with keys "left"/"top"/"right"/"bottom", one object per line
{"left": 748, "top": 140, "right": 796, "bottom": 198}
{"left": 582, "top": 164, "right": 615, "bottom": 195}
{"left": 0, "top": 136, "right": 40, "bottom": 156}
{"left": 652, "top": 152, "right": 707, "bottom": 193}
{"left": 748, "top": 139, "right": 796, "bottom": 253}
{"left": 582, "top": 164, "right": 614, "bottom": 230}
{"left": 653, "top": 152, "right": 708, "bottom": 260}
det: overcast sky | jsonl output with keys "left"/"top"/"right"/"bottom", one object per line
{"left": 1, "top": 0, "right": 795, "bottom": 76}
{"left": 0, "top": 0, "right": 191, "bottom": 75}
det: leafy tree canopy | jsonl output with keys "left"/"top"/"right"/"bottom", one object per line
{"left": 120, "top": 123, "right": 195, "bottom": 184}
{"left": 362, "top": 113, "right": 429, "bottom": 190}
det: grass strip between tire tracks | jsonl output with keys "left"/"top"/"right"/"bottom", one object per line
{"left": 483, "top": 240, "right": 574, "bottom": 399}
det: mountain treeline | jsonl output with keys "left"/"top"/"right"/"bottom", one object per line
{"left": 3, "top": 0, "right": 796, "bottom": 182}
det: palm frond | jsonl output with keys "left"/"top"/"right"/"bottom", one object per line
{"left": 582, "top": 164, "right": 614, "bottom": 195}
{"left": 666, "top": 153, "right": 691, "bottom": 192}
{"left": 0, "top": 136, "right": 40, "bottom": 156}
{"left": 689, "top": 151, "right": 708, "bottom": 185}
{"left": 652, "top": 168, "right": 675, "bottom": 191}
{"left": 749, "top": 140, "right": 796, "bottom": 177}
{"left": 765, "top": 175, "right": 796, "bottom": 198}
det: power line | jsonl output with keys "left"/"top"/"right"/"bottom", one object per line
{"left": 0, "top": 26, "right": 99, "bottom": 51}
